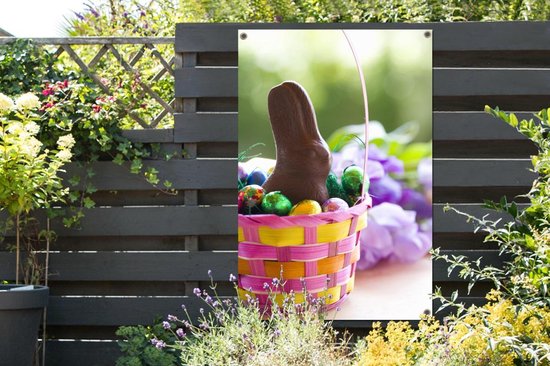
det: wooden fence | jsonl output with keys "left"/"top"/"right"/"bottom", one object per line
{"left": 0, "top": 21, "right": 547, "bottom": 365}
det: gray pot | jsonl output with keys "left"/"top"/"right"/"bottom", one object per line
{"left": 0, "top": 285, "right": 49, "bottom": 366}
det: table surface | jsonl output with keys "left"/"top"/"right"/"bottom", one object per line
{"left": 328, "top": 255, "right": 432, "bottom": 320}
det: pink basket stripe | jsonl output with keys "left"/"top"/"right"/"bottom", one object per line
{"left": 240, "top": 265, "right": 352, "bottom": 293}
{"left": 243, "top": 226, "right": 260, "bottom": 243}
{"left": 238, "top": 234, "right": 356, "bottom": 261}
{"left": 276, "top": 246, "right": 292, "bottom": 262}
{"left": 249, "top": 260, "right": 266, "bottom": 276}
{"left": 305, "top": 261, "right": 317, "bottom": 277}
{"left": 348, "top": 214, "right": 359, "bottom": 236}
{"left": 304, "top": 227, "right": 317, "bottom": 244}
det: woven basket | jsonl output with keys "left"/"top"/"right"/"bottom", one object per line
{"left": 238, "top": 30, "right": 371, "bottom": 311}
{"left": 237, "top": 196, "right": 371, "bottom": 310}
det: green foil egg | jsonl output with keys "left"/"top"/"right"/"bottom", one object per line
{"left": 342, "top": 165, "right": 364, "bottom": 197}
{"left": 261, "top": 191, "right": 292, "bottom": 216}
{"left": 326, "top": 172, "right": 353, "bottom": 206}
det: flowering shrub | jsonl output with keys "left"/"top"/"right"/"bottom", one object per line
{"left": 118, "top": 273, "right": 353, "bottom": 366}
{"left": 355, "top": 107, "right": 550, "bottom": 365}
{"left": 0, "top": 92, "right": 74, "bottom": 283}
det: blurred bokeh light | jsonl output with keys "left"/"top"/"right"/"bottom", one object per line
{"left": 239, "top": 29, "right": 432, "bottom": 159}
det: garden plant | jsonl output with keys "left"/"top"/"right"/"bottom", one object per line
{"left": 116, "top": 107, "right": 550, "bottom": 366}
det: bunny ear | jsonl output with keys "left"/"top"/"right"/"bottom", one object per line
{"left": 268, "top": 81, "right": 323, "bottom": 146}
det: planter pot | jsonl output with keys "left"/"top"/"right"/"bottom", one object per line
{"left": 0, "top": 285, "right": 49, "bottom": 366}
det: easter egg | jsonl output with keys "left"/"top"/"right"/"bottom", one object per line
{"left": 261, "top": 191, "right": 292, "bottom": 216}
{"left": 238, "top": 191, "right": 245, "bottom": 213}
{"left": 238, "top": 163, "right": 248, "bottom": 182}
{"left": 239, "top": 184, "right": 265, "bottom": 208}
{"left": 326, "top": 172, "right": 353, "bottom": 206}
{"left": 322, "top": 198, "right": 349, "bottom": 212}
{"left": 289, "top": 200, "right": 322, "bottom": 216}
{"left": 342, "top": 165, "right": 364, "bottom": 196}
{"left": 247, "top": 169, "right": 267, "bottom": 186}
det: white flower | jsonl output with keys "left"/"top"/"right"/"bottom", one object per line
{"left": 57, "top": 134, "right": 75, "bottom": 149}
{"left": 6, "top": 121, "right": 23, "bottom": 134}
{"left": 15, "top": 93, "right": 40, "bottom": 110}
{"left": 24, "top": 121, "right": 40, "bottom": 135}
{"left": 0, "top": 93, "right": 14, "bottom": 112}
{"left": 20, "top": 136, "right": 42, "bottom": 157}
{"left": 55, "top": 149, "right": 72, "bottom": 162}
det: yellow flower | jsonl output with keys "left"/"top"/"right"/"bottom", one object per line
{"left": 0, "top": 93, "right": 14, "bottom": 112}
{"left": 15, "top": 92, "right": 40, "bottom": 110}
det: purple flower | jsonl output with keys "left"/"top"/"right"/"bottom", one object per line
{"left": 399, "top": 188, "right": 432, "bottom": 220}
{"left": 229, "top": 273, "right": 237, "bottom": 282}
{"left": 263, "top": 282, "right": 270, "bottom": 290}
{"left": 151, "top": 338, "right": 165, "bottom": 349}
{"left": 418, "top": 158, "right": 432, "bottom": 188}
{"left": 167, "top": 314, "right": 177, "bottom": 321}
{"left": 181, "top": 304, "right": 186, "bottom": 310}
{"left": 204, "top": 295, "right": 213, "bottom": 305}
{"left": 207, "top": 269, "right": 212, "bottom": 278}
{"left": 176, "top": 328, "right": 186, "bottom": 338}
{"left": 74, "top": 12, "right": 84, "bottom": 20}
{"left": 273, "top": 329, "right": 281, "bottom": 337}
{"left": 369, "top": 175, "right": 403, "bottom": 206}
{"left": 271, "top": 278, "right": 279, "bottom": 286}
{"left": 162, "top": 321, "right": 170, "bottom": 330}
{"left": 193, "top": 288, "right": 201, "bottom": 296}
{"left": 357, "top": 203, "right": 431, "bottom": 269}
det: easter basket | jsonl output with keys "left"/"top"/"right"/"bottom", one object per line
{"left": 237, "top": 31, "right": 371, "bottom": 311}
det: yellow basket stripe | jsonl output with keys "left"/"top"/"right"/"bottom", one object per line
{"left": 239, "top": 211, "right": 368, "bottom": 247}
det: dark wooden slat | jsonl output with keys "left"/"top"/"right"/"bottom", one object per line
{"left": 433, "top": 159, "right": 535, "bottom": 187}
{"left": 50, "top": 206, "right": 236, "bottom": 236}
{"left": 433, "top": 186, "right": 530, "bottom": 203}
{"left": 49, "top": 281, "right": 186, "bottom": 296}
{"left": 176, "top": 22, "right": 550, "bottom": 52}
{"left": 434, "top": 69, "right": 550, "bottom": 96}
{"left": 197, "top": 97, "right": 237, "bottom": 112}
{"left": 121, "top": 128, "right": 174, "bottom": 143}
{"left": 197, "top": 52, "right": 237, "bottom": 66}
{"left": 64, "top": 160, "right": 235, "bottom": 190}
{"left": 434, "top": 112, "right": 533, "bottom": 141}
{"left": 434, "top": 50, "right": 550, "bottom": 68}
{"left": 175, "top": 67, "right": 237, "bottom": 97}
{"left": 0, "top": 252, "right": 237, "bottom": 281}
{"left": 434, "top": 95, "right": 550, "bottom": 112}
{"left": 197, "top": 142, "right": 238, "bottom": 158}
{"left": 198, "top": 189, "right": 234, "bottom": 205}
{"left": 174, "top": 112, "right": 237, "bottom": 142}
{"left": 433, "top": 250, "right": 504, "bottom": 282}
{"left": 434, "top": 140, "right": 537, "bottom": 159}
{"left": 47, "top": 296, "right": 217, "bottom": 326}
{"left": 46, "top": 341, "right": 121, "bottom": 366}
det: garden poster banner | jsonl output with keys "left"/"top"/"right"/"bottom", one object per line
{"left": 237, "top": 29, "right": 433, "bottom": 321}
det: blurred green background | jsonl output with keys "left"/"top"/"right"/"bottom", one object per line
{"left": 238, "top": 29, "right": 432, "bottom": 159}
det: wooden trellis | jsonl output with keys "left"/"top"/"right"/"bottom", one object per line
{"left": 0, "top": 37, "right": 175, "bottom": 128}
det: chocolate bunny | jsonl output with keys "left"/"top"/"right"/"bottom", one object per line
{"left": 262, "top": 81, "right": 331, "bottom": 204}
